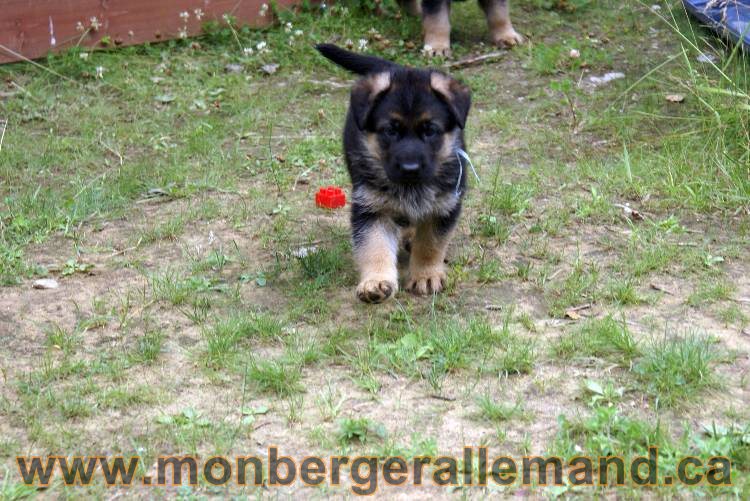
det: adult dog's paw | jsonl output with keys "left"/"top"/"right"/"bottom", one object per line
{"left": 356, "top": 278, "right": 397, "bottom": 304}
{"left": 423, "top": 43, "right": 452, "bottom": 58}
{"left": 406, "top": 266, "right": 446, "bottom": 296}
{"left": 492, "top": 27, "right": 524, "bottom": 48}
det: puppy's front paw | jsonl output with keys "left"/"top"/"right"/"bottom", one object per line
{"left": 357, "top": 278, "right": 397, "bottom": 304}
{"left": 492, "top": 28, "right": 524, "bottom": 48}
{"left": 407, "top": 266, "right": 446, "bottom": 296}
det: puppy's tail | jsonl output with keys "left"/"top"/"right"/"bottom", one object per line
{"left": 315, "top": 43, "right": 395, "bottom": 75}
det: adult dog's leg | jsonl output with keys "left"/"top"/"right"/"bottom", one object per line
{"left": 406, "top": 204, "right": 460, "bottom": 295}
{"left": 352, "top": 206, "right": 399, "bottom": 303}
{"left": 422, "top": 0, "right": 452, "bottom": 56}
{"left": 398, "top": 0, "right": 422, "bottom": 16}
{"left": 479, "top": 0, "right": 523, "bottom": 47}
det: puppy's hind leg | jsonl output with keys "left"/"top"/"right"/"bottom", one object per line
{"left": 352, "top": 207, "right": 399, "bottom": 303}
{"left": 422, "top": 0, "right": 452, "bottom": 57}
{"left": 479, "top": 0, "right": 524, "bottom": 47}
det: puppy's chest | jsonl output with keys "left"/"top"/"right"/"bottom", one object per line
{"left": 353, "top": 185, "right": 458, "bottom": 223}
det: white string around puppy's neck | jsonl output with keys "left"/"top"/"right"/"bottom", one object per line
{"left": 454, "top": 148, "right": 480, "bottom": 196}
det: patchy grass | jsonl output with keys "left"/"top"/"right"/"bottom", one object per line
{"left": 634, "top": 333, "right": 721, "bottom": 409}
{"left": 554, "top": 315, "right": 640, "bottom": 363}
{"left": 475, "top": 396, "right": 528, "bottom": 423}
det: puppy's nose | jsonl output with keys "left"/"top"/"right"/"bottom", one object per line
{"left": 400, "top": 162, "right": 420, "bottom": 173}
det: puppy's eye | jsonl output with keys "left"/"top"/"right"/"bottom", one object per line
{"left": 421, "top": 122, "right": 441, "bottom": 138}
{"left": 382, "top": 123, "right": 401, "bottom": 139}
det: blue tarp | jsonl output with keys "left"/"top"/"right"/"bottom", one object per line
{"left": 683, "top": 0, "right": 750, "bottom": 49}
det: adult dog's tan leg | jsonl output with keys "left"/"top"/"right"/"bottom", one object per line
{"left": 479, "top": 0, "right": 524, "bottom": 47}
{"left": 422, "top": 0, "right": 451, "bottom": 56}
{"left": 399, "top": 0, "right": 422, "bottom": 16}
{"left": 406, "top": 219, "right": 453, "bottom": 295}
{"left": 354, "top": 219, "right": 399, "bottom": 303}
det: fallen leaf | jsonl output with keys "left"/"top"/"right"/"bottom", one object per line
{"left": 666, "top": 94, "right": 685, "bottom": 103}
{"left": 650, "top": 283, "right": 673, "bottom": 295}
{"left": 224, "top": 63, "right": 243, "bottom": 74}
{"left": 614, "top": 203, "right": 644, "bottom": 221}
{"left": 32, "top": 278, "right": 59, "bottom": 290}
{"left": 565, "top": 309, "right": 581, "bottom": 320}
{"left": 565, "top": 304, "right": 591, "bottom": 320}
{"left": 260, "top": 63, "right": 279, "bottom": 75}
{"left": 154, "top": 94, "right": 175, "bottom": 103}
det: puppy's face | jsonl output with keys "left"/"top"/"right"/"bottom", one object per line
{"left": 350, "top": 69, "right": 470, "bottom": 187}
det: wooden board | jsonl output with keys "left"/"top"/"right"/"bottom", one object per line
{"left": 0, "top": 0, "right": 298, "bottom": 64}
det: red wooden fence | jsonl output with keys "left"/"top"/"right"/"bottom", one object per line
{"left": 0, "top": 0, "right": 298, "bottom": 64}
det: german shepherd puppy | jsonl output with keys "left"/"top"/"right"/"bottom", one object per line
{"left": 401, "top": 0, "right": 523, "bottom": 56}
{"left": 316, "top": 44, "right": 471, "bottom": 303}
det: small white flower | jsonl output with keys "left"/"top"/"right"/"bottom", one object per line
{"left": 259, "top": 3, "right": 269, "bottom": 16}
{"left": 357, "top": 39, "right": 368, "bottom": 50}
{"left": 75, "top": 21, "right": 85, "bottom": 33}
{"left": 422, "top": 44, "right": 433, "bottom": 54}
{"left": 79, "top": 52, "right": 89, "bottom": 60}
{"left": 179, "top": 11, "right": 190, "bottom": 21}
{"left": 243, "top": 47, "right": 254, "bottom": 56}
{"left": 95, "top": 66, "right": 104, "bottom": 78}
{"left": 89, "top": 16, "right": 101, "bottom": 30}
{"left": 194, "top": 8, "right": 204, "bottom": 20}
{"left": 293, "top": 29, "right": 303, "bottom": 37}
{"left": 284, "top": 22, "right": 293, "bottom": 33}
{"left": 178, "top": 27, "right": 188, "bottom": 39}
{"left": 256, "top": 41, "right": 267, "bottom": 51}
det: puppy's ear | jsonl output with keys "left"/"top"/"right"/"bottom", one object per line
{"left": 351, "top": 72, "right": 391, "bottom": 130}
{"left": 430, "top": 72, "right": 471, "bottom": 129}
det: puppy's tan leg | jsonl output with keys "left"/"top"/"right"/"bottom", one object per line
{"left": 422, "top": 0, "right": 451, "bottom": 57}
{"left": 354, "top": 219, "right": 399, "bottom": 303}
{"left": 406, "top": 219, "right": 453, "bottom": 295}
{"left": 479, "top": 0, "right": 524, "bottom": 47}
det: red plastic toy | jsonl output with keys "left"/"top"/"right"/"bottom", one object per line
{"left": 315, "top": 186, "right": 346, "bottom": 209}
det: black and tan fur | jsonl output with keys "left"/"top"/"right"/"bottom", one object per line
{"left": 316, "top": 44, "right": 471, "bottom": 303}
{"left": 401, "top": 0, "right": 523, "bottom": 56}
